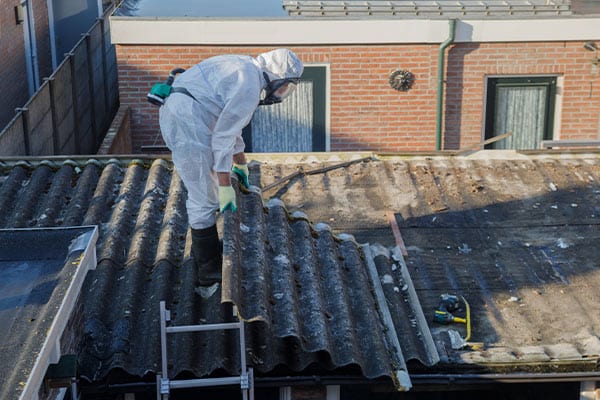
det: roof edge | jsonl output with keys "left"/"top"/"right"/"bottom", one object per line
{"left": 109, "top": 17, "right": 600, "bottom": 45}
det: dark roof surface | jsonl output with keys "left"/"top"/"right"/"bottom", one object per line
{"left": 0, "top": 156, "right": 436, "bottom": 391}
{"left": 0, "top": 227, "right": 97, "bottom": 400}
{"left": 1, "top": 151, "right": 599, "bottom": 391}
{"left": 257, "top": 151, "right": 600, "bottom": 372}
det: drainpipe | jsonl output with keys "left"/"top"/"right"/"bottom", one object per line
{"left": 435, "top": 19, "right": 456, "bottom": 151}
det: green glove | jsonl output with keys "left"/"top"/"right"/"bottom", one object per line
{"left": 218, "top": 185, "right": 237, "bottom": 213}
{"left": 232, "top": 163, "right": 250, "bottom": 189}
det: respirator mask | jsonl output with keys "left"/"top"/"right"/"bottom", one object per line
{"left": 146, "top": 68, "right": 186, "bottom": 106}
{"left": 259, "top": 72, "right": 300, "bottom": 106}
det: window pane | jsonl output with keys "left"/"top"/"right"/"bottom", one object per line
{"left": 251, "top": 81, "right": 313, "bottom": 152}
{"left": 493, "top": 86, "right": 547, "bottom": 150}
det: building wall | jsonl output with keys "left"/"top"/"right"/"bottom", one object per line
{"left": 33, "top": 0, "right": 53, "bottom": 80}
{"left": 445, "top": 41, "right": 600, "bottom": 150}
{"left": 0, "top": 0, "right": 53, "bottom": 130}
{"left": 1, "top": 0, "right": 31, "bottom": 129}
{"left": 116, "top": 42, "right": 600, "bottom": 153}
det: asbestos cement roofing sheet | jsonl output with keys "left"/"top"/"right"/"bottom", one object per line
{"left": 256, "top": 151, "right": 600, "bottom": 372}
{"left": 0, "top": 157, "right": 436, "bottom": 390}
{"left": 1, "top": 150, "right": 599, "bottom": 390}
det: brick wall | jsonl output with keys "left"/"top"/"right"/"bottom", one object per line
{"left": 98, "top": 106, "right": 132, "bottom": 154}
{"left": 0, "top": 0, "right": 53, "bottom": 130}
{"left": 1, "top": 1, "right": 30, "bottom": 129}
{"left": 116, "top": 42, "right": 600, "bottom": 153}
{"left": 445, "top": 41, "right": 600, "bottom": 149}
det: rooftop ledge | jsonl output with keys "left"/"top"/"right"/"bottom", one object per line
{"left": 109, "top": 17, "right": 600, "bottom": 45}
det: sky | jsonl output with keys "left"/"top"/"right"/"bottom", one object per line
{"left": 114, "top": 0, "right": 290, "bottom": 17}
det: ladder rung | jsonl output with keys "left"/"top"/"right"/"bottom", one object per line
{"left": 166, "top": 322, "right": 241, "bottom": 333}
{"left": 169, "top": 376, "right": 243, "bottom": 389}
{"left": 158, "top": 301, "right": 253, "bottom": 399}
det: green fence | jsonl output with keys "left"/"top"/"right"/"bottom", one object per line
{"left": 0, "top": 6, "right": 119, "bottom": 156}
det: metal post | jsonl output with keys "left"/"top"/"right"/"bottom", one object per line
{"left": 159, "top": 301, "right": 169, "bottom": 379}
{"left": 239, "top": 317, "right": 248, "bottom": 400}
{"left": 66, "top": 52, "right": 82, "bottom": 154}
{"left": 249, "top": 368, "right": 254, "bottom": 400}
{"left": 70, "top": 379, "right": 79, "bottom": 400}
{"left": 98, "top": 17, "right": 110, "bottom": 126}
{"left": 44, "top": 77, "right": 59, "bottom": 154}
{"left": 159, "top": 301, "right": 171, "bottom": 399}
{"left": 15, "top": 108, "right": 30, "bottom": 155}
{"left": 83, "top": 33, "right": 99, "bottom": 150}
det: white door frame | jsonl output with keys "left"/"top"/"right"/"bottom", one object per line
{"left": 21, "top": 0, "right": 40, "bottom": 95}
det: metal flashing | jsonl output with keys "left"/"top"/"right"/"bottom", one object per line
{"left": 362, "top": 244, "right": 412, "bottom": 391}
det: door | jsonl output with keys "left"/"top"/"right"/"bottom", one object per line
{"left": 242, "top": 66, "right": 328, "bottom": 152}
{"left": 485, "top": 76, "right": 557, "bottom": 150}
{"left": 49, "top": 0, "right": 101, "bottom": 65}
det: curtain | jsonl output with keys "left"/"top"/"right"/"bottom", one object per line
{"left": 492, "top": 86, "right": 547, "bottom": 150}
{"left": 250, "top": 81, "right": 313, "bottom": 152}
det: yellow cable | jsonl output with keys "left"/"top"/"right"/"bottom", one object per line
{"left": 461, "top": 295, "right": 471, "bottom": 341}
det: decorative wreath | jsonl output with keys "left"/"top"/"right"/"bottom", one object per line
{"left": 389, "top": 69, "right": 415, "bottom": 91}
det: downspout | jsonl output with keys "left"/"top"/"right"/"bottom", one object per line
{"left": 435, "top": 19, "right": 456, "bottom": 151}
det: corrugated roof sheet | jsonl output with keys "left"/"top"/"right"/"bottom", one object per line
{"left": 256, "top": 151, "right": 600, "bottom": 373}
{"left": 0, "top": 156, "right": 436, "bottom": 391}
{"left": 1, "top": 150, "right": 599, "bottom": 391}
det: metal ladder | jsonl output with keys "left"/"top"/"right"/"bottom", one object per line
{"left": 156, "top": 300, "right": 254, "bottom": 400}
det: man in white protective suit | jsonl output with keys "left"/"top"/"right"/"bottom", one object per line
{"left": 159, "top": 48, "right": 304, "bottom": 286}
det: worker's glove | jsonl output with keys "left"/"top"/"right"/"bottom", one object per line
{"left": 218, "top": 185, "right": 237, "bottom": 213}
{"left": 231, "top": 163, "right": 250, "bottom": 189}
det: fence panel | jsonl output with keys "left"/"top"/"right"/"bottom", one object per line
{"left": 88, "top": 22, "right": 107, "bottom": 148}
{"left": 52, "top": 58, "right": 78, "bottom": 154}
{"left": 71, "top": 39, "right": 95, "bottom": 154}
{"left": 0, "top": 113, "right": 27, "bottom": 156}
{"left": 104, "top": 21, "right": 119, "bottom": 116}
{"left": 0, "top": 4, "right": 119, "bottom": 156}
{"left": 23, "top": 83, "right": 54, "bottom": 155}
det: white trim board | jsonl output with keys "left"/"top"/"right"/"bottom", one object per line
{"left": 110, "top": 17, "right": 600, "bottom": 45}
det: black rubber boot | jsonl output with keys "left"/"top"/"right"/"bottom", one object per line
{"left": 191, "top": 225, "right": 222, "bottom": 286}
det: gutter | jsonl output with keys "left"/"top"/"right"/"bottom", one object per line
{"left": 435, "top": 19, "right": 456, "bottom": 151}
{"left": 81, "top": 371, "right": 600, "bottom": 395}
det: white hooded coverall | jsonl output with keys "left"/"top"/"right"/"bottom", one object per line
{"left": 159, "top": 49, "right": 304, "bottom": 229}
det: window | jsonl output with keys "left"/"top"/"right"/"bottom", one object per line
{"left": 485, "top": 77, "right": 557, "bottom": 150}
{"left": 243, "top": 66, "right": 327, "bottom": 152}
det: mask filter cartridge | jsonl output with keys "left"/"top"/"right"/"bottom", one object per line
{"left": 147, "top": 68, "right": 186, "bottom": 106}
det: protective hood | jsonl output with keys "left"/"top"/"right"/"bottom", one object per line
{"left": 254, "top": 49, "right": 304, "bottom": 83}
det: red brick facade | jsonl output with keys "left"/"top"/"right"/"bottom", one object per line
{"left": 116, "top": 42, "right": 600, "bottom": 153}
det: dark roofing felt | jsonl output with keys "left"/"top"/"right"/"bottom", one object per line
{"left": 0, "top": 157, "right": 437, "bottom": 390}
